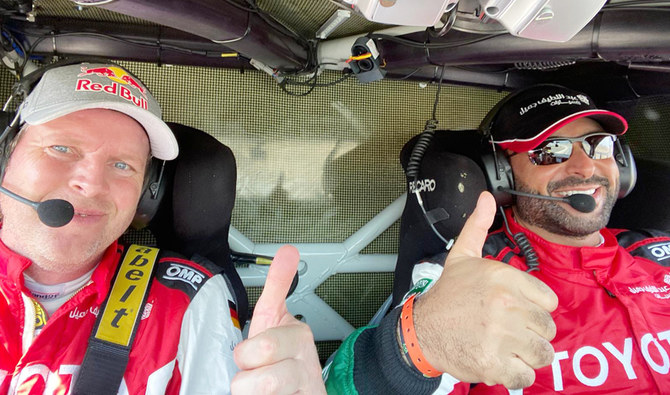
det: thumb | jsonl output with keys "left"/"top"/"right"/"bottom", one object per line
{"left": 446, "top": 191, "right": 497, "bottom": 263}
{"left": 248, "top": 244, "right": 300, "bottom": 338}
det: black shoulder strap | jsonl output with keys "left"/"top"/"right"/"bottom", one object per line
{"left": 73, "top": 244, "right": 159, "bottom": 395}
{"left": 616, "top": 229, "right": 670, "bottom": 267}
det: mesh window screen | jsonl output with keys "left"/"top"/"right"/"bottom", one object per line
{"left": 247, "top": 274, "right": 393, "bottom": 323}
{"left": 315, "top": 272, "right": 393, "bottom": 328}
{"left": 247, "top": 272, "right": 393, "bottom": 363}
{"left": 116, "top": 62, "right": 503, "bottom": 249}
{"left": 625, "top": 95, "right": 670, "bottom": 161}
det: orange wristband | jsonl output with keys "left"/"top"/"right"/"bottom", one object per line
{"left": 400, "top": 294, "right": 442, "bottom": 378}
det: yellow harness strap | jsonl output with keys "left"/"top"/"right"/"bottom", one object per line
{"left": 73, "top": 244, "right": 159, "bottom": 395}
{"left": 95, "top": 245, "right": 158, "bottom": 346}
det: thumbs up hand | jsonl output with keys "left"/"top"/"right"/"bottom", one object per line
{"left": 232, "top": 245, "right": 325, "bottom": 394}
{"left": 412, "top": 192, "right": 559, "bottom": 389}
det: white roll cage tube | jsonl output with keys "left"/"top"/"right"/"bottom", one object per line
{"left": 232, "top": 193, "right": 405, "bottom": 341}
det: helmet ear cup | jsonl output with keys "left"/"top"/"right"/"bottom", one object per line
{"left": 616, "top": 140, "right": 637, "bottom": 198}
{"left": 132, "top": 158, "right": 168, "bottom": 229}
{"left": 478, "top": 89, "right": 522, "bottom": 208}
{"left": 480, "top": 147, "right": 514, "bottom": 207}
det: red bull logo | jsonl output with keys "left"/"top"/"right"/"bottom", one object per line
{"left": 78, "top": 66, "right": 146, "bottom": 96}
{"left": 76, "top": 66, "right": 149, "bottom": 110}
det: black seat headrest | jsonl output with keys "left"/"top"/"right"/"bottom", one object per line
{"left": 608, "top": 157, "right": 670, "bottom": 232}
{"left": 150, "top": 123, "right": 237, "bottom": 249}
{"left": 147, "top": 123, "right": 248, "bottom": 326}
{"left": 393, "top": 130, "right": 488, "bottom": 304}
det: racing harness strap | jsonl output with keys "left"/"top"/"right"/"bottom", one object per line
{"left": 73, "top": 245, "right": 159, "bottom": 395}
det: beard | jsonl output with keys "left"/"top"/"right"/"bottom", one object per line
{"left": 514, "top": 175, "right": 619, "bottom": 238}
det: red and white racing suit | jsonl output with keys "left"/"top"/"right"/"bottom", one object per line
{"left": 325, "top": 208, "right": 670, "bottom": 394}
{"left": 0, "top": 239, "right": 242, "bottom": 394}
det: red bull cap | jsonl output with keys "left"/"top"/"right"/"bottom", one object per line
{"left": 19, "top": 62, "right": 178, "bottom": 160}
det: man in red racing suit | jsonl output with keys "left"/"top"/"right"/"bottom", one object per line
{"left": 0, "top": 240, "right": 243, "bottom": 394}
{"left": 0, "top": 62, "right": 325, "bottom": 394}
{"left": 326, "top": 211, "right": 670, "bottom": 393}
{"left": 325, "top": 84, "right": 670, "bottom": 394}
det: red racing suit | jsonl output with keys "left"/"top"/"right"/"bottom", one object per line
{"left": 0, "top": 239, "right": 242, "bottom": 394}
{"left": 325, "top": 208, "right": 670, "bottom": 394}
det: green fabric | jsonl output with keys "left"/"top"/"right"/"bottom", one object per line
{"left": 324, "top": 326, "right": 374, "bottom": 395}
{"left": 406, "top": 277, "right": 434, "bottom": 297}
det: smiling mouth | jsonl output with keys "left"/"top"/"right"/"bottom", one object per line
{"left": 555, "top": 188, "right": 597, "bottom": 197}
{"left": 75, "top": 212, "right": 103, "bottom": 218}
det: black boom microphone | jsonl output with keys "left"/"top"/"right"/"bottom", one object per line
{"left": 500, "top": 188, "right": 596, "bottom": 213}
{"left": 0, "top": 185, "right": 74, "bottom": 227}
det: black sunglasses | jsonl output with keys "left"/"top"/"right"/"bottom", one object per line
{"left": 520, "top": 132, "right": 618, "bottom": 166}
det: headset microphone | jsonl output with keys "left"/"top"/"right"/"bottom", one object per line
{"left": 0, "top": 185, "right": 74, "bottom": 227}
{"left": 500, "top": 188, "right": 596, "bottom": 213}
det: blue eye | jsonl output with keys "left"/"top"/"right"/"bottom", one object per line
{"left": 114, "top": 162, "right": 130, "bottom": 171}
{"left": 51, "top": 145, "right": 69, "bottom": 153}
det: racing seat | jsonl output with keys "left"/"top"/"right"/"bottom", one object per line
{"left": 132, "top": 122, "right": 248, "bottom": 327}
{"left": 392, "top": 130, "right": 488, "bottom": 305}
{"left": 608, "top": 157, "right": 670, "bottom": 232}
{"left": 324, "top": 130, "right": 488, "bottom": 367}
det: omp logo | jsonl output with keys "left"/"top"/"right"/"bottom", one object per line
{"left": 409, "top": 178, "right": 436, "bottom": 193}
{"left": 164, "top": 263, "right": 205, "bottom": 290}
{"left": 648, "top": 242, "right": 670, "bottom": 261}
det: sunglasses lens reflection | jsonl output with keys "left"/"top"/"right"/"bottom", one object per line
{"left": 527, "top": 134, "right": 616, "bottom": 166}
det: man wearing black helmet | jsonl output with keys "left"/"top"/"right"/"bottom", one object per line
{"left": 325, "top": 84, "right": 670, "bottom": 394}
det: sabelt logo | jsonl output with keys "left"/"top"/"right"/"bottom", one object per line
{"left": 96, "top": 246, "right": 157, "bottom": 347}
{"left": 76, "top": 66, "right": 149, "bottom": 110}
{"left": 164, "top": 263, "right": 205, "bottom": 290}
